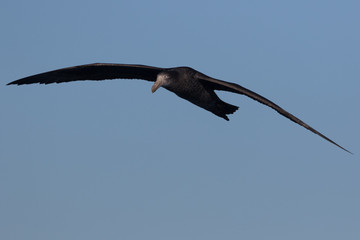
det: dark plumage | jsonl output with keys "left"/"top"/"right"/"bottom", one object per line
{"left": 7, "top": 63, "right": 350, "bottom": 153}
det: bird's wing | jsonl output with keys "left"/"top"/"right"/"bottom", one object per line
{"left": 196, "top": 72, "right": 351, "bottom": 153}
{"left": 7, "top": 63, "right": 164, "bottom": 85}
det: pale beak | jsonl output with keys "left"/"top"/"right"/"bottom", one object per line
{"left": 151, "top": 81, "right": 162, "bottom": 93}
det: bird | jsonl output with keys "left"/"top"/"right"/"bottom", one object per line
{"left": 7, "top": 63, "right": 351, "bottom": 153}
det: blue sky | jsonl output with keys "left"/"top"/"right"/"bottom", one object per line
{"left": 1, "top": 0, "right": 359, "bottom": 239}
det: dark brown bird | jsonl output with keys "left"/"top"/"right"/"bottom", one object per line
{"left": 7, "top": 63, "right": 351, "bottom": 153}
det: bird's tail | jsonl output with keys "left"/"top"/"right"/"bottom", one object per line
{"left": 213, "top": 101, "right": 239, "bottom": 121}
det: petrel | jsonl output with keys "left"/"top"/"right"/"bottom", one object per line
{"left": 7, "top": 63, "right": 351, "bottom": 153}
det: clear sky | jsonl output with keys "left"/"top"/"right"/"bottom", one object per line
{"left": 1, "top": 0, "right": 359, "bottom": 239}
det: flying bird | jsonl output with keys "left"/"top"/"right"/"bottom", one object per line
{"left": 7, "top": 63, "right": 351, "bottom": 153}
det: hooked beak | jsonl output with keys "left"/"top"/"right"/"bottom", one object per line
{"left": 151, "top": 80, "right": 162, "bottom": 93}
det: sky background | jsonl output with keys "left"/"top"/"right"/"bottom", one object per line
{"left": 1, "top": 0, "right": 359, "bottom": 239}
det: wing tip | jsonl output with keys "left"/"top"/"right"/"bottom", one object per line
{"left": 340, "top": 146, "right": 353, "bottom": 155}
{"left": 7, "top": 81, "right": 18, "bottom": 86}
{"left": 7, "top": 80, "right": 33, "bottom": 86}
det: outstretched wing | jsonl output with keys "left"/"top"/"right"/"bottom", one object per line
{"left": 7, "top": 63, "right": 164, "bottom": 85}
{"left": 196, "top": 72, "right": 351, "bottom": 153}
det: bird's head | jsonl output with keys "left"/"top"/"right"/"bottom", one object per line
{"left": 152, "top": 71, "right": 176, "bottom": 93}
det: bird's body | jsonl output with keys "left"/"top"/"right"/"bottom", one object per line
{"left": 157, "top": 67, "right": 239, "bottom": 120}
{"left": 7, "top": 63, "right": 350, "bottom": 153}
